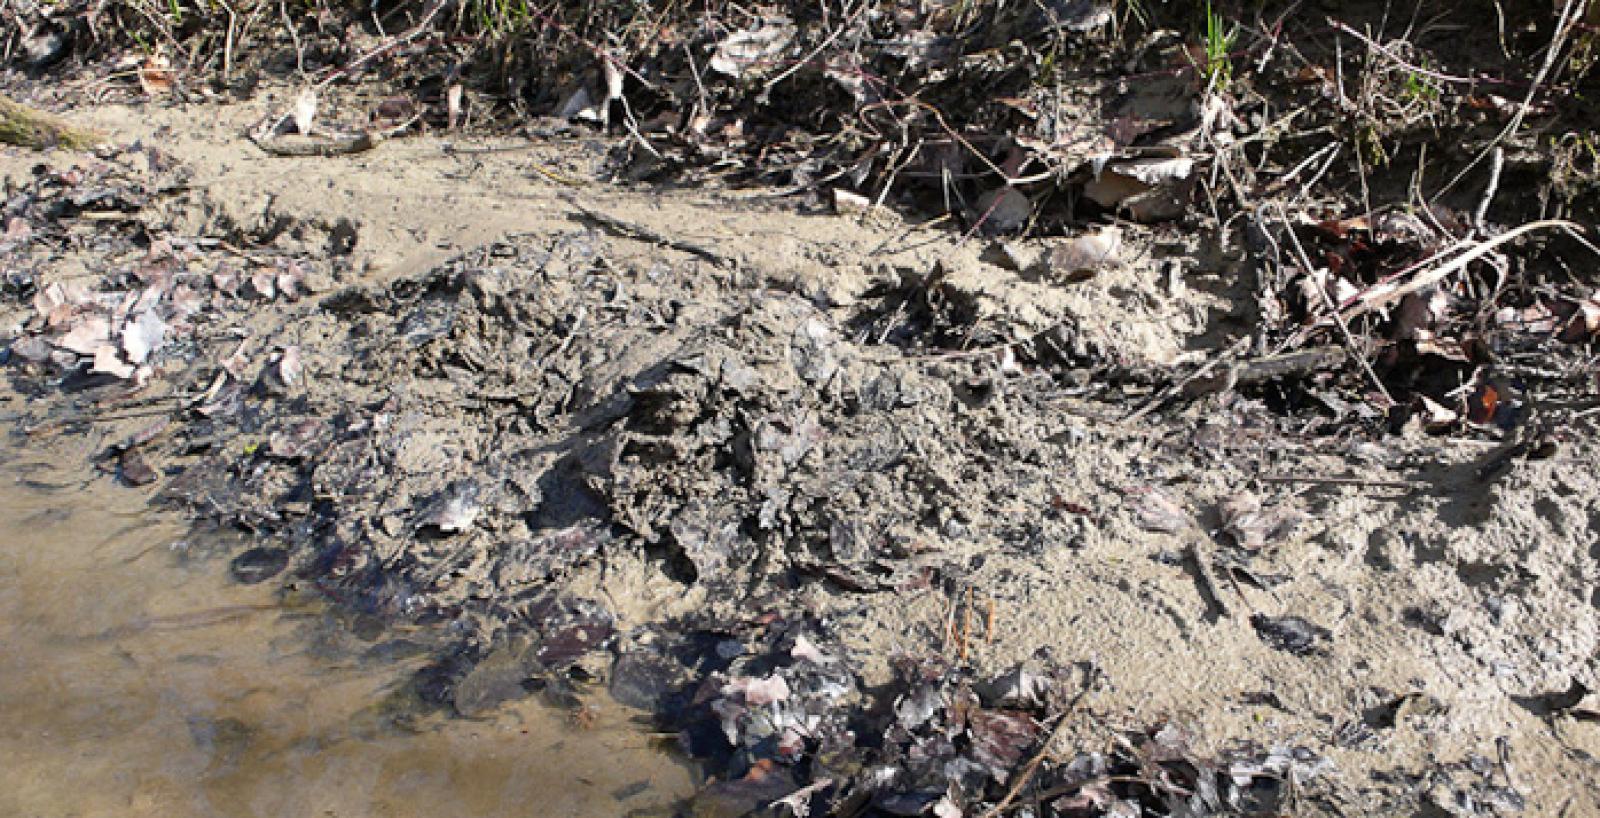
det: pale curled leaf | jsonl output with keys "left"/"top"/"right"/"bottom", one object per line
{"left": 293, "top": 87, "right": 318, "bottom": 135}
{"left": 137, "top": 54, "right": 174, "bottom": 96}
{"left": 276, "top": 346, "right": 303, "bottom": 388}
{"left": 55, "top": 315, "right": 111, "bottom": 356}
{"left": 91, "top": 344, "right": 135, "bottom": 379}
{"left": 709, "top": 19, "right": 796, "bottom": 78}
{"left": 721, "top": 674, "right": 790, "bottom": 705}
{"left": 446, "top": 84, "right": 463, "bottom": 130}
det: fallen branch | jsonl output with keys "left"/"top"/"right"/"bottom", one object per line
{"left": 248, "top": 129, "right": 384, "bottom": 157}
{"left": 0, "top": 93, "right": 104, "bottom": 150}
{"left": 561, "top": 195, "right": 739, "bottom": 268}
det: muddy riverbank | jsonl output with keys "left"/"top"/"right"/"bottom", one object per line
{"left": 12, "top": 0, "right": 1600, "bottom": 804}
{"left": 3, "top": 93, "right": 1599, "bottom": 816}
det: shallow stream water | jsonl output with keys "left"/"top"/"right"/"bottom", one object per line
{"left": 0, "top": 404, "right": 693, "bottom": 817}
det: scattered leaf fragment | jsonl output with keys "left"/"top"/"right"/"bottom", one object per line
{"left": 138, "top": 53, "right": 175, "bottom": 96}
{"left": 1134, "top": 487, "right": 1191, "bottom": 533}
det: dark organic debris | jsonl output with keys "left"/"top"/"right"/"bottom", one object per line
{"left": 1250, "top": 614, "right": 1330, "bottom": 657}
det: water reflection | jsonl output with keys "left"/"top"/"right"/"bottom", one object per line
{"left": 0, "top": 434, "right": 692, "bottom": 817}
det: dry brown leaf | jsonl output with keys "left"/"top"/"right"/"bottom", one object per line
{"left": 138, "top": 53, "right": 174, "bottom": 96}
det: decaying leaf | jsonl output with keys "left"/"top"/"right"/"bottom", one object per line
{"left": 1466, "top": 380, "right": 1505, "bottom": 427}
{"left": 709, "top": 19, "right": 796, "bottom": 78}
{"left": 1217, "top": 493, "right": 1303, "bottom": 549}
{"left": 1048, "top": 226, "right": 1122, "bottom": 280}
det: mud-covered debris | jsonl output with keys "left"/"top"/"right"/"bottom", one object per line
{"left": 1250, "top": 613, "right": 1330, "bottom": 656}
{"left": 982, "top": 665, "right": 1055, "bottom": 710}
{"left": 266, "top": 419, "right": 329, "bottom": 460}
{"left": 1042, "top": 0, "right": 1114, "bottom": 32}
{"left": 976, "top": 187, "right": 1033, "bottom": 234}
{"left": 118, "top": 450, "right": 158, "bottom": 486}
{"left": 454, "top": 644, "right": 533, "bottom": 717}
{"left": 494, "top": 524, "right": 604, "bottom": 589}
{"left": 689, "top": 759, "right": 799, "bottom": 818}
{"left": 1084, "top": 157, "right": 1194, "bottom": 223}
{"left": 1514, "top": 677, "right": 1591, "bottom": 716}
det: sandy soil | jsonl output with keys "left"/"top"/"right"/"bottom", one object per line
{"left": 4, "top": 92, "right": 1600, "bottom": 817}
